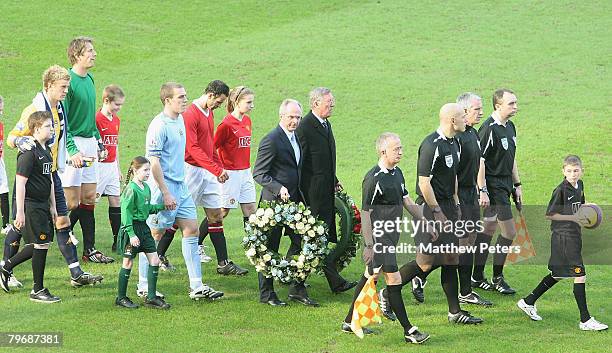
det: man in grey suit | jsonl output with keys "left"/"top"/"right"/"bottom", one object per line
{"left": 253, "top": 99, "right": 318, "bottom": 307}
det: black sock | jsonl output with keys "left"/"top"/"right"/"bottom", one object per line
{"left": 3, "top": 226, "right": 22, "bottom": 262}
{"left": 198, "top": 218, "right": 209, "bottom": 246}
{"left": 417, "top": 264, "right": 440, "bottom": 283}
{"left": 493, "top": 235, "right": 514, "bottom": 277}
{"left": 31, "top": 248, "right": 48, "bottom": 292}
{"left": 473, "top": 232, "right": 492, "bottom": 280}
{"left": 157, "top": 225, "right": 177, "bottom": 257}
{"left": 56, "top": 227, "right": 83, "bottom": 278}
{"left": 4, "top": 244, "right": 34, "bottom": 272}
{"left": 208, "top": 222, "right": 228, "bottom": 263}
{"left": 387, "top": 284, "right": 413, "bottom": 333}
{"left": 69, "top": 207, "right": 81, "bottom": 230}
{"left": 77, "top": 204, "right": 96, "bottom": 253}
{"left": 523, "top": 274, "right": 557, "bottom": 305}
{"left": 441, "top": 265, "right": 461, "bottom": 314}
{"left": 344, "top": 275, "right": 369, "bottom": 323}
{"left": 108, "top": 206, "right": 121, "bottom": 240}
{"left": 0, "top": 192, "right": 9, "bottom": 226}
{"left": 243, "top": 216, "right": 249, "bottom": 226}
{"left": 399, "top": 260, "right": 424, "bottom": 287}
{"left": 458, "top": 253, "right": 474, "bottom": 296}
{"left": 573, "top": 283, "right": 591, "bottom": 323}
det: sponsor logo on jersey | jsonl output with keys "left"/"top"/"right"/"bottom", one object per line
{"left": 445, "top": 154, "right": 453, "bottom": 168}
{"left": 239, "top": 136, "right": 251, "bottom": 148}
{"left": 571, "top": 201, "right": 581, "bottom": 214}
{"left": 42, "top": 162, "right": 52, "bottom": 174}
{"left": 179, "top": 129, "right": 184, "bottom": 136}
{"left": 501, "top": 137, "right": 508, "bottom": 150}
{"left": 103, "top": 135, "right": 118, "bottom": 146}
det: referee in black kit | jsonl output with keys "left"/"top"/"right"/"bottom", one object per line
{"left": 471, "top": 88, "right": 521, "bottom": 295}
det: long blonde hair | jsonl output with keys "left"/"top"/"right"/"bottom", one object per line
{"left": 227, "top": 86, "right": 254, "bottom": 113}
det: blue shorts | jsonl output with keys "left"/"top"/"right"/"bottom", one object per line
{"left": 52, "top": 171, "right": 69, "bottom": 217}
{"left": 147, "top": 179, "right": 197, "bottom": 229}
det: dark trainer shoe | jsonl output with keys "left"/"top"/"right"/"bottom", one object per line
{"left": 492, "top": 276, "right": 516, "bottom": 295}
{"left": 216, "top": 261, "right": 249, "bottom": 276}
{"left": 459, "top": 291, "right": 493, "bottom": 307}
{"left": 471, "top": 277, "right": 494, "bottom": 291}
{"left": 0, "top": 266, "right": 11, "bottom": 293}
{"left": 378, "top": 288, "right": 396, "bottom": 321}
{"left": 82, "top": 249, "right": 115, "bottom": 264}
{"left": 411, "top": 277, "right": 426, "bottom": 303}
{"left": 448, "top": 310, "right": 484, "bottom": 324}
{"left": 71, "top": 272, "right": 104, "bottom": 287}
{"left": 159, "top": 255, "right": 176, "bottom": 272}
{"left": 341, "top": 322, "right": 375, "bottom": 335}
{"left": 405, "top": 326, "right": 430, "bottom": 344}
{"left": 115, "top": 296, "right": 139, "bottom": 309}
{"left": 30, "top": 288, "right": 61, "bottom": 303}
{"left": 144, "top": 296, "right": 171, "bottom": 309}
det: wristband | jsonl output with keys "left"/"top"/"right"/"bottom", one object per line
{"left": 479, "top": 186, "right": 488, "bottom": 194}
{"left": 514, "top": 182, "right": 522, "bottom": 187}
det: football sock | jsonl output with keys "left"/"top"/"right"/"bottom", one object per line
{"left": 147, "top": 265, "right": 159, "bottom": 300}
{"left": 3, "top": 226, "right": 22, "bottom": 261}
{"left": 157, "top": 225, "right": 177, "bottom": 257}
{"left": 31, "top": 248, "right": 48, "bottom": 292}
{"left": 208, "top": 222, "right": 228, "bottom": 263}
{"left": 182, "top": 236, "right": 202, "bottom": 290}
{"left": 4, "top": 244, "right": 33, "bottom": 271}
{"left": 69, "top": 207, "right": 80, "bottom": 230}
{"left": 109, "top": 207, "right": 121, "bottom": 245}
{"left": 441, "top": 265, "right": 461, "bottom": 314}
{"left": 492, "top": 236, "right": 514, "bottom": 277}
{"left": 56, "top": 227, "right": 83, "bottom": 278}
{"left": 77, "top": 203, "right": 96, "bottom": 253}
{"left": 473, "top": 232, "right": 492, "bottom": 280}
{"left": 417, "top": 264, "right": 440, "bottom": 282}
{"left": 117, "top": 267, "right": 131, "bottom": 299}
{"left": 387, "top": 284, "right": 413, "bottom": 332}
{"left": 138, "top": 252, "right": 149, "bottom": 290}
{"left": 0, "top": 192, "right": 9, "bottom": 227}
{"left": 573, "top": 283, "right": 591, "bottom": 323}
{"left": 344, "top": 275, "right": 368, "bottom": 323}
{"left": 198, "top": 218, "right": 208, "bottom": 246}
{"left": 399, "top": 260, "right": 425, "bottom": 286}
{"left": 524, "top": 274, "right": 558, "bottom": 305}
{"left": 458, "top": 253, "right": 474, "bottom": 296}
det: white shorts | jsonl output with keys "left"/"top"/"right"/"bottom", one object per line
{"left": 184, "top": 163, "right": 222, "bottom": 209}
{"left": 96, "top": 160, "right": 121, "bottom": 198}
{"left": 221, "top": 169, "right": 256, "bottom": 208}
{"left": 0, "top": 158, "right": 8, "bottom": 194}
{"left": 59, "top": 136, "right": 98, "bottom": 186}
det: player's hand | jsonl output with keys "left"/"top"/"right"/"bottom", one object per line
{"left": 572, "top": 214, "right": 589, "bottom": 227}
{"left": 217, "top": 170, "right": 229, "bottom": 183}
{"left": 514, "top": 185, "right": 523, "bottom": 204}
{"left": 129, "top": 236, "right": 140, "bottom": 247}
{"left": 279, "top": 186, "right": 290, "bottom": 202}
{"left": 479, "top": 191, "right": 490, "bottom": 207}
{"left": 433, "top": 211, "right": 448, "bottom": 224}
{"left": 14, "top": 136, "right": 36, "bottom": 153}
{"left": 70, "top": 152, "right": 84, "bottom": 168}
{"left": 50, "top": 207, "right": 58, "bottom": 224}
{"left": 335, "top": 181, "right": 343, "bottom": 192}
{"left": 162, "top": 191, "right": 177, "bottom": 210}
{"left": 14, "top": 211, "right": 25, "bottom": 230}
{"left": 362, "top": 246, "right": 374, "bottom": 265}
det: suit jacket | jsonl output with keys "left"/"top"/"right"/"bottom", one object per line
{"left": 296, "top": 111, "right": 338, "bottom": 239}
{"left": 253, "top": 125, "right": 304, "bottom": 203}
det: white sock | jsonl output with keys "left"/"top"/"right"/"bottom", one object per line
{"left": 182, "top": 236, "right": 202, "bottom": 290}
{"left": 137, "top": 252, "right": 149, "bottom": 290}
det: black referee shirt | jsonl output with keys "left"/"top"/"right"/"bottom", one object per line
{"left": 546, "top": 179, "right": 585, "bottom": 236}
{"left": 16, "top": 141, "right": 53, "bottom": 203}
{"left": 416, "top": 129, "right": 460, "bottom": 200}
{"left": 478, "top": 114, "right": 517, "bottom": 178}
{"left": 456, "top": 125, "right": 481, "bottom": 187}
{"left": 362, "top": 164, "right": 408, "bottom": 221}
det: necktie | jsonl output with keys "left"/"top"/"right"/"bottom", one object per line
{"left": 321, "top": 120, "right": 328, "bottom": 131}
{"left": 290, "top": 134, "right": 300, "bottom": 164}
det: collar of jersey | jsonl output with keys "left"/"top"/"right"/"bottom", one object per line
{"left": 491, "top": 111, "right": 507, "bottom": 126}
{"left": 377, "top": 161, "right": 396, "bottom": 174}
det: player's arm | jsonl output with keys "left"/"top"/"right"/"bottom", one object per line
{"left": 14, "top": 151, "right": 33, "bottom": 229}
{"left": 512, "top": 159, "right": 522, "bottom": 203}
{"left": 477, "top": 158, "right": 489, "bottom": 206}
{"left": 120, "top": 186, "right": 137, "bottom": 238}
{"left": 49, "top": 175, "right": 57, "bottom": 223}
{"left": 146, "top": 122, "right": 175, "bottom": 210}
{"left": 186, "top": 115, "right": 223, "bottom": 177}
{"left": 8, "top": 107, "right": 35, "bottom": 151}
{"left": 417, "top": 141, "right": 446, "bottom": 222}
{"left": 361, "top": 209, "right": 374, "bottom": 264}
{"left": 149, "top": 156, "right": 175, "bottom": 210}
{"left": 545, "top": 187, "right": 582, "bottom": 224}
{"left": 453, "top": 176, "right": 460, "bottom": 205}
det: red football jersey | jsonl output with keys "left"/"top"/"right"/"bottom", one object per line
{"left": 214, "top": 114, "right": 252, "bottom": 170}
{"left": 95, "top": 110, "right": 120, "bottom": 163}
{"left": 183, "top": 103, "right": 223, "bottom": 176}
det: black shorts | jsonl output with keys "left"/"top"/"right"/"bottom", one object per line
{"left": 483, "top": 177, "right": 513, "bottom": 221}
{"left": 23, "top": 201, "right": 53, "bottom": 245}
{"left": 414, "top": 198, "right": 460, "bottom": 254}
{"left": 548, "top": 232, "right": 585, "bottom": 278}
{"left": 52, "top": 171, "right": 68, "bottom": 217}
{"left": 369, "top": 232, "right": 400, "bottom": 273}
{"left": 458, "top": 186, "right": 480, "bottom": 224}
{"left": 117, "top": 220, "right": 157, "bottom": 258}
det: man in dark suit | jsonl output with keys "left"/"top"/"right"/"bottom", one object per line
{"left": 253, "top": 99, "right": 318, "bottom": 307}
{"left": 296, "top": 87, "right": 356, "bottom": 293}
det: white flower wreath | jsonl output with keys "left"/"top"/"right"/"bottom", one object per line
{"left": 243, "top": 201, "right": 329, "bottom": 283}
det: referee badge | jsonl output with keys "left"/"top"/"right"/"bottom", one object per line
{"left": 445, "top": 154, "right": 453, "bottom": 168}
{"left": 501, "top": 137, "right": 509, "bottom": 150}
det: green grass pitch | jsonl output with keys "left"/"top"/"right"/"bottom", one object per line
{"left": 0, "top": 1, "right": 610, "bottom": 352}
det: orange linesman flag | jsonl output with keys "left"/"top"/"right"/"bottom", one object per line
{"left": 350, "top": 275, "right": 382, "bottom": 338}
{"left": 507, "top": 212, "right": 536, "bottom": 264}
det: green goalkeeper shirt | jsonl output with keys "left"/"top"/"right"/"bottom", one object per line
{"left": 121, "top": 181, "right": 165, "bottom": 238}
{"left": 64, "top": 69, "right": 100, "bottom": 155}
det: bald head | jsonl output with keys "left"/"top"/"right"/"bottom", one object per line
{"left": 438, "top": 103, "right": 466, "bottom": 136}
{"left": 439, "top": 103, "right": 463, "bottom": 122}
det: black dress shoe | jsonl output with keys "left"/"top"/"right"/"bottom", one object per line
{"left": 262, "top": 298, "right": 287, "bottom": 306}
{"left": 333, "top": 281, "right": 358, "bottom": 294}
{"left": 288, "top": 294, "right": 319, "bottom": 307}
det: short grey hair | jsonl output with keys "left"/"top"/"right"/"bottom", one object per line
{"left": 456, "top": 92, "right": 481, "bottom": 110}
{"left": 278, "top": 98, "right": 302, "bottom": 116}
{"left": 309, "top": 87, "right": 332, "bottom": 108}
{"left": 376, "top": 132, "right": 401, "bottom": 155}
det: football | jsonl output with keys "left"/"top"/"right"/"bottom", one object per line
{"left": 578, "top": 204, "right": 603, "bottom": 229}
